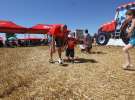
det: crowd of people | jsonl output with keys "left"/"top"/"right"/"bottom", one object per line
{"left": 48, "top": 9, "right": 135, "bottom": 70}
{"left": 1, "top": 10, "right": 134, "bottom": 70}
{"left": 48, "top": 24, "right": 93, "bottom": 64}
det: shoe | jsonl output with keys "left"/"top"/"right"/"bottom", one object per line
{"left": 71, "top": 60, "right": 74, "bottom": 64}
{"left": 58, "top": 59, "right": 63, "bottom": 64}
{"left": 49, "top": 59, "right": 54, "bottom": 63}
{"left": 122, "top": 64, "right": 133, "bottom": 70}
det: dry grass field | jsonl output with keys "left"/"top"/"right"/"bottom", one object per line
{"left": 0, "top": 46, "right": 135, "bottom": 100}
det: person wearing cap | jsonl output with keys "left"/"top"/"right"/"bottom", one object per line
{"left": 122, "top": 9, "right": 135, "bottom": 70}
{"left": 65, "top": 32, "right": 77, "bottom": 63}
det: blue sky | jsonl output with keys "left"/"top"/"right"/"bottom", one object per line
{"left": 0, "top": 0, "right": 134, "bottom": 38}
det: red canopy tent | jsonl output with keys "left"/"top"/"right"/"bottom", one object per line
{"left": 0, "top": 20, "right": 27, "bottom": 33}
{"left": 0, "top": 21, "right": 70, "bottom": 38}
{"left": 27, "top": 24, "right": 52, "bottom": 34}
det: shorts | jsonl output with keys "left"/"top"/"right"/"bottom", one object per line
{"left": 129, "top": 37, "right": 135, "bottom": 46}
{"left": 55, "top": 38, "right": 64, "bottom": 47}
{"left": 66, "top": 48, "right": 74, "bottom": 57}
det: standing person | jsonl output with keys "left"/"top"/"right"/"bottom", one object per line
{"left": 49, "top": 24, "right": 67, "bottom": 64}
{"left": 122, "top": 10, "right": 135, "bottom": 70}
{"left": 65, "top": 33, "right": 77, "bottom": 63}
{"left": 93, "top": 33, "right": 97, "bottom": 46}
{"left": 83, "top": 29, "right": 92, "bottom": 53}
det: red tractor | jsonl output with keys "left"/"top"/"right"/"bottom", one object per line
{"left": 96, "top": 2, "right": 135, "bottom": 45}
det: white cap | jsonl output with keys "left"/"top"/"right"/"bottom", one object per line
{"left": 68, "top": 34, "right": 72, "bottom": 38}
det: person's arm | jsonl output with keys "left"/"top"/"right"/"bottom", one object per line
{"left": 127, "top": 19, "right": 135, "bottom": 37}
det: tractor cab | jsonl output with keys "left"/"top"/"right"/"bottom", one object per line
{"left": 96, "top": 2, "right": 135, "bottom": 45}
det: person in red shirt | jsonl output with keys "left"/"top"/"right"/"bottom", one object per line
{"left": 65, "top": 33, "right": 77, "bottom": 63}
{"left": 49, "top": 24, "right": 67, "bottom": 64}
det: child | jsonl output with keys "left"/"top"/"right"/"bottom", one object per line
{"left": 122, "top": 9, "right": 135, "bottom": 70}
{"left": 65, "top": 33, "right": 77, "bottom": 63}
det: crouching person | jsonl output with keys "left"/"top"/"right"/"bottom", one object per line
{"left": 49, "top": 24, "right": 68, "bottom": 64}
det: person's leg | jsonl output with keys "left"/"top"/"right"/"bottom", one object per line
{"left": 86, "top": 47, "right": 91, "bottom": 53}
{"left": 50, "top": 47, "right": 53, "bottom": 59}
{"left": 49, "top": 36, "right": 55, "bottom": 63}
{"left": 70, "top": 49, "right": 75, "bottom": 63}
{"left": 66, "top": 48, "right": 70, "bottom": 61}
{"left": 57, "top": 47, "right": 62, "bottom": 59}
{"left": 123, "top": 44, "right": 133, "bottom": 68}
{"left": 57, "top": 47, "right": 64, "bottom": 64}
{"left": 49, "top": 45, "right": 54, "bottom": 63}
{"left": 56, "top": 38, "right": 64, "bottom": 64}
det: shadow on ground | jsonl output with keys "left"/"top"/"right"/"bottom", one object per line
{"left": 124, "top": 68, "right": 135, "bottom": 71}
{"left": 90, "top": 51, "right": 107, "bottom": 55}
{"left": 75, "top": 58, "right": 98, "bottom": 63}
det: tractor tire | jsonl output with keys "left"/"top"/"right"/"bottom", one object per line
{"left": 96, "top": 33, "right": 110, "bottom": 45}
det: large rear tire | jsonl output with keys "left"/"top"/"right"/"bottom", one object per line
{"left": 96, "top": 33, "right": 110, "bottom": 45}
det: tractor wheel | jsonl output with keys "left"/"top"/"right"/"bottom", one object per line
{"left": 96, "top": 33, "right": 110, "bottom": 45}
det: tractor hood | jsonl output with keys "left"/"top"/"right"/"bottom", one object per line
{"left": 99, "top": 20, "right": 117, "bottom": 33}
